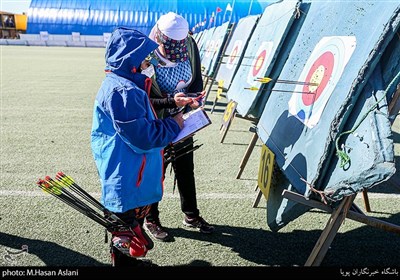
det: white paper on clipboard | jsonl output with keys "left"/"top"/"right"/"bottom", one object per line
{"left": 172, "top": 108, "right": 212, "bottom": 144}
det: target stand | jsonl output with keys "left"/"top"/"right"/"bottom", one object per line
{"left": 219, "top": 100, "right": 258, "bottom": 144}
{"left": 253, "top": 82, "right": 400, "bottom": 212}
{"left": 254, "top": 143, "right": 400, "bottom": 265}
{"left": 219, "top": 100, "right": 261, "bottom": 181}
{"left": 236, "top": 125, "right": 259, "bottom": 179}
{"left": 219, "top": 100, "right": 238, "bottom": 143}
{"left": 281, "top": 189, "right": 400, "bottom": 266}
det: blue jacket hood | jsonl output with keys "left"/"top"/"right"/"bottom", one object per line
{"left": 105, "top": 27, "right": 158, "bottom": 80}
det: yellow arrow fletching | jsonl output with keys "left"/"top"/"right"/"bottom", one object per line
{"left": 59, "top": 176, "right": 73, "bottom": 187}
{"left": 244, "top": 87, "right": 259, "bottom": 91}
{"left": 256, "top": 77, "right": 272, "bottom": 83}
{"left": 65, "top": 175, "right": 75, "bottom": 185}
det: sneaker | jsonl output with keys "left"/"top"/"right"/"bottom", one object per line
{"left": 144, "top": 220, "right": 171, "bottom": 242}
{"left": 182, "top": 216, "right": 215, "bottom": 234}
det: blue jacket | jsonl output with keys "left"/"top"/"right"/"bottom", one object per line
{"left": 91, "top": 27, "right": 181, "bottom": 213}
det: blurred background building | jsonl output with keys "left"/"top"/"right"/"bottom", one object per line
{"left": 25, "top": 0, "right": 271, "bottom": 35}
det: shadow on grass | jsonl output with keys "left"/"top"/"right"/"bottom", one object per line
{"left": 168, "top": 212, "right": 400, "bottom": 267}
{"left": 0, "top": 232, "right": 108, "bottom": 266}
{"left": 367, "top": 156, "right": 400, "bottom": 194}
{"left": 221, "top": 142, "right": 250, "bottom": 146}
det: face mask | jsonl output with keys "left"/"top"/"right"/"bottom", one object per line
{"left": 141, "top": 64, "right": 155, "bottom": 78}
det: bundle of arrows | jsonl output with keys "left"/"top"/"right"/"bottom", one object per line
{"left": 36, "top": 172, "right": 153, "bottom": 257}
{"left": 164, "top": 139, "right": 203, "bottom": 165}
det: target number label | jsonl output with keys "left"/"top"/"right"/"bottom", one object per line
{"left": 217, "top": 80, "right": 224, "bottom": 100}
{"left": 258, "top": 144, "right": 275, "bottom": 200}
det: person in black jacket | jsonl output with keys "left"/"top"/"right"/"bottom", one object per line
{"left": 143, "top": 12, "right": 215, "bottom": 242}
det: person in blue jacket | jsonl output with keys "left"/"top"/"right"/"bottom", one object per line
{"left": 91, "top": 27, "right": 184, "bottom": 266}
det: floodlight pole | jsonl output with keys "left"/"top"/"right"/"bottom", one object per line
{"left": 248, "top": 0, "right": 254, "bottom": 16}
{"left": 229, "top": 0, "right": 236, "bottom": 23}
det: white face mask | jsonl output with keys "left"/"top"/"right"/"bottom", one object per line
{"left": 141, "top": 64, "right": 155, "bottom": 78}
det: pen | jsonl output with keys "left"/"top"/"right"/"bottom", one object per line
{"left": 187, "top": 92, "right": 205, "bottom": 101}
{"left": 193, "top": 94, "right": 205, "bottom": 101}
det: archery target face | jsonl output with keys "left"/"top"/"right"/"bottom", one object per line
{"left": 215, "top": 39, "right": 222, "bottom": 53}
{"left": 288, "top": 36, "right": 356, "bottom": 128}
{"left": 205, "top": 39, "right": 215, "bottom": 58}
{"left": 246, "top": 41, "right": 274, "bottom": 86}
{"left": 226, "top": 40, "right": 243, "bottom": 70}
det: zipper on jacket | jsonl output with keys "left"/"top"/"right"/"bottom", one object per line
{"left": 136, "top": 154, "right": 147, "bottom": 187}
{"left": 145, "top": 77, "right": 158, "bottom": 118}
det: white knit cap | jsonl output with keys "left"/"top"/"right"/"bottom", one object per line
{"left": 156, "top": 12, "right": 189, "bottom": 40}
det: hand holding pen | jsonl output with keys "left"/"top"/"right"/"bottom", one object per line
{"left": 187, "top": 90, "right": 206, "bottom": 109}
{"left": 174, "top": 92, "right": 193, "bottom": 107}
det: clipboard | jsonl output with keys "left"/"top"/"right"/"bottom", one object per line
{"left": 172, "top": 108, "right": 212, "bottom": 144}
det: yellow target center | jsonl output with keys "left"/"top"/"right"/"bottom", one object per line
{"left": 255, "top": 56, "right": 264, "bottom": 71}
{"left": 309, "top": 65, "right": 325, "bottom": 92}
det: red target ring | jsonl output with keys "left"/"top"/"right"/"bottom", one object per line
{"left": 229, "top": 45, "right": 239, "bottom": 64}
{"left": 253, "top": 50, "right": 266, "bottom": 77}
{"left": 302, "top": 51, "right": 334, "bottom": 106}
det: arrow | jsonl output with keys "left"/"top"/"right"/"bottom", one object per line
{"left": 255, "top": 77, "right": 319, "bottom": 86}
{"left": 244, "top": 87, "right": 315, "bottom": 95}
{"left": 37, "top": 178, "right": 112, "bottom": 228}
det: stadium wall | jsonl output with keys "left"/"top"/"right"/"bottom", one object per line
{"left": 26, "top": 0, "right": 271, "bottom": 36}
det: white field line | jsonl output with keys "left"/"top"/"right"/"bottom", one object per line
{"left": 0, "top": 190, "right": 399, "bottom": 199}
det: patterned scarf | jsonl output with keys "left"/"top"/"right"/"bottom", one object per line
{"left": 156, "top": 27, "right": 188, "bottom": 63}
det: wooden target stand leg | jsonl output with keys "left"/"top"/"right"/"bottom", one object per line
{"left": 388, "top": 82, "right": 400, "bottom": 123}
{"left": 204, "top": 75, "right": 216, "bottom": 105}
{"left": 252, "top": 187, "right": 264, "bottom": 208}
{"left": 305, "top": 195, "right": 354, "bottom": 266}
{"left": 220, "top": 101, "right": 238, "bottom": 143}
{"left": 220, "top": 112, "right": 235, "bottom": 143}
{"left": 282, "top": 189, "right": 400, "bottom": 266}
{"left": 203, "top": 75, "right": 210, "bottom": 93}
{"left": 236, "top": 128, "right": 259, "bottom": 179}
{"left": 361, "top": 189, "right": 371, "bottom": 212}
{"left": 211, "top": 92, "right": 224, "bottom": 114}
{"left": 210, "top": 80, "right": 226, "bottom": 114}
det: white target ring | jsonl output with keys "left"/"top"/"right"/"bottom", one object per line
{"left": 246, "top": 41, "right": 274, "bottom": 86}
{"left": 226, "top": 40, "right": 243, "bottom": 70}
{"left": 288, "top": 36, "right": 356, "bottom": 128}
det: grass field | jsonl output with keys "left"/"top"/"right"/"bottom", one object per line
{"left": 1, "top": 46, "right": 399, "bottom": 271}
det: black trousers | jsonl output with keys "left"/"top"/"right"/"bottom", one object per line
{"left": 146, "top": 136, "right": 199, "bottom": 222}
{"left": 112, "top": 206, "right": 150, "bottom": 226}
